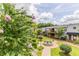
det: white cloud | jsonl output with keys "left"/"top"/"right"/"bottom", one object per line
{"left": 60, "top": 10, "right": 79, "bottom": 25}
{"left": 33, "top": 12, "right": 54, "bottom": 23}
{"left": 60, "top": 15, "right": 73, "bottom": 22}
{"left": 14, "top": 3, "right": 39, "bottom": 17}
{"left": 14, "top": 3, "right": 30, "bottom": 10}
{"left": 35, "top": 12, "right": 54, "bottom": 23}
{"left": 74, "top": 10, "right": 79, "bottom": 15}
{"left": 40, "top": 12, "right": 53, "bottom": 19}
{"left": 53, "top": 21, "right": 60, "bottom": 25}
{"left": 28, "top": 4, "right": 39, "bottom": 16}
{"left": 52, "top": 4, "right": 79, "bottom": 14}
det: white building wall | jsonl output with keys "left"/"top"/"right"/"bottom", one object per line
{"left": 66, "top": 24, "right": 79, "bottom": 33}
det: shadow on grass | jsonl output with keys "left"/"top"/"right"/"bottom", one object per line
{"left": 59, "top": 52, "right": 71, "bottom": 56}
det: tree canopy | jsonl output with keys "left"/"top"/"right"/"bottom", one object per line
{"left": 37, "top": 23, "right": 54, "bottom": 28}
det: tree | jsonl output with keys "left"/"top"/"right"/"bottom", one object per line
{"left": 0, "top": 3, "right": 37, "bottom": 56}
{"left": 56, "top": 27, "right": 65, "bottom": 38}
{"left": 37, "top": 23, "right": 54, "bottom": 28}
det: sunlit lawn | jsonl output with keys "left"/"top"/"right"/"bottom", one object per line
{"left": 70, "top": 46, "right": 79, "bottom": 56}
{"left": 51, "top": 48, "right": 60, "bottom": 56}
{"left": 51, "top": 39, "right": 79, "bottom": 56}
{"left": 42, "top": 36, "right": 53, "bottom": 42}
{"left": 51, "top": 45, "right": 79, "bottom": 56}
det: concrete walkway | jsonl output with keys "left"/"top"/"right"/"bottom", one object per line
{"left": 42, "top": 46, "right": 51, "bottom": 56}
{"left": 42, "top": 41, "right": 58, "bottom": 56}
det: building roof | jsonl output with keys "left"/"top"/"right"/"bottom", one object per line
{"left": 66, "top": 32, "right": 79, "bottom": 35}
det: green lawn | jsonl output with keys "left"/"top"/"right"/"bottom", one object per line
{"left": 51, "top": 48, "right": 60, "bottom": 56}
{"left": 42, "top": 36, "right": 53, "bottom": 42}
{"left": 51, "top": 46, "right": 79, "bottom": 56}
{"left": 70, "top": 46, "right": 79, "bottom": 56}
{"left": 37, "top": 36, "right": 53, "bottom": 43}
{"left": 51, "top": 39, "right": 79, "bottom": 56}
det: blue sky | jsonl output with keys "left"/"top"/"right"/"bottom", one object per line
{"left": 15, "top": 3, "right": 79, "bottom": 25}
{"left": 32, "top": 3, "right": 79, "bottom": 24}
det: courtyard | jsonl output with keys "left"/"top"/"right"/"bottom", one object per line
{"left": 35, "top": 36, "right": 79, "bottom": 56}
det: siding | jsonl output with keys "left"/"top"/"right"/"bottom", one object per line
{"left": 66, "top": 24, "right": 79, "bottom": 33}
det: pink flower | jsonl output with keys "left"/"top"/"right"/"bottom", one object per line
{"left": 32, "top": 15, "right": 36, "bottom": 23}
{"left": 32, "top": 15, "right": 35, "bottom": 19}
{"left": 32, "top": 14, "right": 36, "bottom": 20}
{"left": 5, "top": 14, "right": 11, "bottom": 22}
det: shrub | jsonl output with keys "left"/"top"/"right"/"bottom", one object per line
{"left": 38, "top": 35, "right": 43, "bottom": 40}
{"left": 37, "top": 46, "right": 44, "bottom": 51}
{"left": 43, "top": 31, "right": 48, "bottom": 36}
{"left": 60, "top": 35, "right": 67, "bottom": 40}
{"left": 0, "top": 4, "right": 37, "bottom": 56}
{"left": 32, "top": 43, "right": 37, "bottom": 49}
{"left": 37, "top": 29, "right": 42, "bottom": 35}
{"left": 74, "top": 40, "right": 79, "bottom": 44}
{"left": 32, "top": 40, "right": 36, "bottom": 42}
{"left": 60, "top": 44, "right": 72, "bottom": 54}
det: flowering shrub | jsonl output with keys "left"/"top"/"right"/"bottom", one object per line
{"left": 5, "top": 14, "right": 11, "bottom": 22}
{"left": 0, "top": 3, "right": 37, "bottom": 56}
{"left": 0, "top": 29, "right": 4, "bottom": 34}
{"left": 37, "top": 46, "right": 44, "bottom": 51}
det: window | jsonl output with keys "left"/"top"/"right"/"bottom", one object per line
{"left": 73, "top": 27, "right": 76, "bottom": 29}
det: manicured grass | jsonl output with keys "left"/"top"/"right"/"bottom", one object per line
{"left": 70, "top": 46, "right": 79, "bottom": 56}
{"left": 51, "top": 46, "right": 79, "bottom": 56}
{"left": 42, "top": 36, "right": 53, "bottom": 42}
{"left": 51, "top": 48, "right": 60, "bottom": 56}
{"left": 37, "top": 36, "right": 53, "bottom": 43}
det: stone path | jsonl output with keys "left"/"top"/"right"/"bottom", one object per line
{"left": 42, "top": 41, "right": 58, "bottom": 56}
